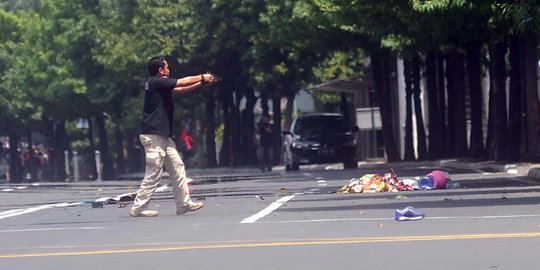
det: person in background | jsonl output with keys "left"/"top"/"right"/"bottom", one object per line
{"left": 257, "top": 114, "right": 273, "bottom": 172}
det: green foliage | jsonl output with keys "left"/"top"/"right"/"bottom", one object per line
{"left": 313, "top": 49, "right": 366, "bottom": 82}
{"left": 1, "top": 0, "right": 538, "bottom": 162}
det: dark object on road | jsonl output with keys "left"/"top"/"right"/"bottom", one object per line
{"left": 282, "top": 113, "right": 359, "bottom": 171}
{"left": 92, "top": 201, "right": 104, "bottom": 208}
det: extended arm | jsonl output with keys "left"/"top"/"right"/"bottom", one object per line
{"left": 172, "top": 73, "right": 216, "bottom": 94}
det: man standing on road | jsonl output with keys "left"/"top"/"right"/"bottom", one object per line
{"left": 130, "top": 56, "right": 218, "bottom": 217}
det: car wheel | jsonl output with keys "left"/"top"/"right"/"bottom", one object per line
{"left": 343, "top": 160, "right": 357, "bottom": 169}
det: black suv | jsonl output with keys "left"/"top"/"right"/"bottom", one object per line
{"left": 282, "top": 113, "right": 359, "bottom": 171}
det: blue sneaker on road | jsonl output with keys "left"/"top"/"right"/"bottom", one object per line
{"left": 395, "top": 206, "right": 425, "bottom": 221}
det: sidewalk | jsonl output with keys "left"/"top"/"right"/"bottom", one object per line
{"left": 2, "top": 159, "right": 540, "bottom": 184}
{"left": 90, "top": 159, "right": 540, "bottom": 182}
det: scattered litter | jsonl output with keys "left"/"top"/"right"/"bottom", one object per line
{"left": 358, "top": 211, "right": 365, "bottom": 215}
{"left": 378, "top": 224, "right": 384, "bottom": 228}
{"left": 118, "top": 203, "right": 127, "bottom": 208}
{"left": 401, "top": 178, "right": 420, "bottom": 189}
{"left": 91, "top": 201, "right": 104, "bottom": 208}
{"left": 445, "top": 180, "right": 460, "bottom": 189}
{"left": 95, "top": 192, "right": 136, "bottom": 204}
{"left": 395, "top": 194, "right": 407, "bottom": 200}
{"left": 502, "top": 196, "right": 508, "bottom": 199}
{"left": 279, "top": 188, "right": 289, "bottom": 195}
{"left": 395, "top": 206, "right": 425, "bottom": 221}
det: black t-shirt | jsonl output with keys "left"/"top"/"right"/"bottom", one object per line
{"left": 140, "top": 76, "right": 177, "bottom": 136}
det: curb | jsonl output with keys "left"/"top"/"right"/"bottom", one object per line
{"left": 357, "top": 159, "right": 540, "bottom": 180}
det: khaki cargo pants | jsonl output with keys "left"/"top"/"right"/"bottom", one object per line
{"left": 131, "top": 134, "right": 192, "bottom": 213}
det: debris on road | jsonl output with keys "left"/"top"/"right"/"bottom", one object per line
{"left": 91, "top": 201, "right": 104, "bottom": 208}
{"left": 95, "top": 192, "right": 136, "bottom": 204}
{"left": 338, "top": 169, "right": 456, "bottom": 194}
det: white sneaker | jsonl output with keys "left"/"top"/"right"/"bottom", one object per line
{"left": 177, "top": 201, "right": 204, "bottom": 215}
{"left": 130, "top": 209, "right": 159, "bottom": 217}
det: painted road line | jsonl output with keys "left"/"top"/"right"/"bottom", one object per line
{"left": 0, "top": 202, "right": 83, "bottom": 220}
{"left": 0, "top": 209, "right": 26, "bottom": 216}
{"left": 317, "top": 180, "right": 327, "bottom": 186}
{"left": 0, "top": 227, "right": 106, "bottom": 233}
{"left": 1, "top": 232, "right": 540, "bottom": 259}
{"left": 240, "top": 195, "right": 295, "bottom": 224}
{"left": 1, "top": 186, "right": 28, "bottom": 192}
{"left": 257, "top": 213, "right": 540, "bottom": 224}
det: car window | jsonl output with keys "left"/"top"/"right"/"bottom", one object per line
{"left": 294, "top": 116, "right": 349, "bottom": 135}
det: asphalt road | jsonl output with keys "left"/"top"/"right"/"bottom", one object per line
{"left": 1, "top": 166, "right": 540, "bottom": 270}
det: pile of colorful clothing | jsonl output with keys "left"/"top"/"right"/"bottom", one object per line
{"left": 338, "top": 169, "right": 453, "bottom": 194}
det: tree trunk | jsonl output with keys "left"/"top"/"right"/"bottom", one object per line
{"left": 371, "top": 47, "right": 400, "bottom": 162}
{"left": 26, "top": 130, "right": 36, "bottom": 182}
{"left": 260, "top": 93, "right": 270, "bottom": 116}
{"left": 508, "top": 34, "right": 522, "bottom": 160}
{"left": 96, "top": 114, "right": 114, "bottom": 179}
{"left": 243, "top": 91, "right": 258, "bottom": 166}
{"left": 426, "top": 49, "right": 445, "bottom": 159}
{"left": 284, "top": 93, "right": 295, "bottom": 130}
{"left": 403, "top": 58, "right": 415, "bottom": 160}
{"left": 114, "top": 123, "right": 125, "bottom": 174}
{"left": 521, "top": 32, "right": 540, "bottom": 161}
{"left": 87, "top": 116, "right": 98, "bottom": 180}
{"left": 437, "top": 53, "right": 448, "bottom": 157}
{"left": 412, "top": 53, "right": 427, "bottom": 160}
{"left": 466, "top": 41, "right": 485, "bottom": 159}
{"left": 205, "top": 88, "right": 217, "bottom": 167}
{"left": 53, "top": 121, "right": 67, "bottom": 181}
{"left": 486, "top": 65, "right": 496, "bottom": 160}
{"left": 8, "top": 130, "right": 22, "bottom": 183}
{"left": 487, "top": 39, "right": 509, "bottom": 160}
{"left": 272, "top": 95, "right": 282, "bottom": 165}
{"left": 445, "top": 51, "right": 468, "bottom": 157}
{"left": 219, "top": 86, "right": 232, "bottom": 166}
{"left": 232, "top": 89, "right": 242, "bottom": 166}
{"left": 445, "top": 53, "right": 456, "bottom": 156}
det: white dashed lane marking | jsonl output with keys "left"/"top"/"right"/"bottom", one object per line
{"left": 241, "top": 195, "right": 296, "bottom": 224}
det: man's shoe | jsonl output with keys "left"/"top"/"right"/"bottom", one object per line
{"left": 395, "top": 206, "right": 425, "bottom": 221}
{"left": 177, "top": 201, "right": 204, "bottom": 215}
{"left": 129, "top": 209, "right": 159, "bottom": 217}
